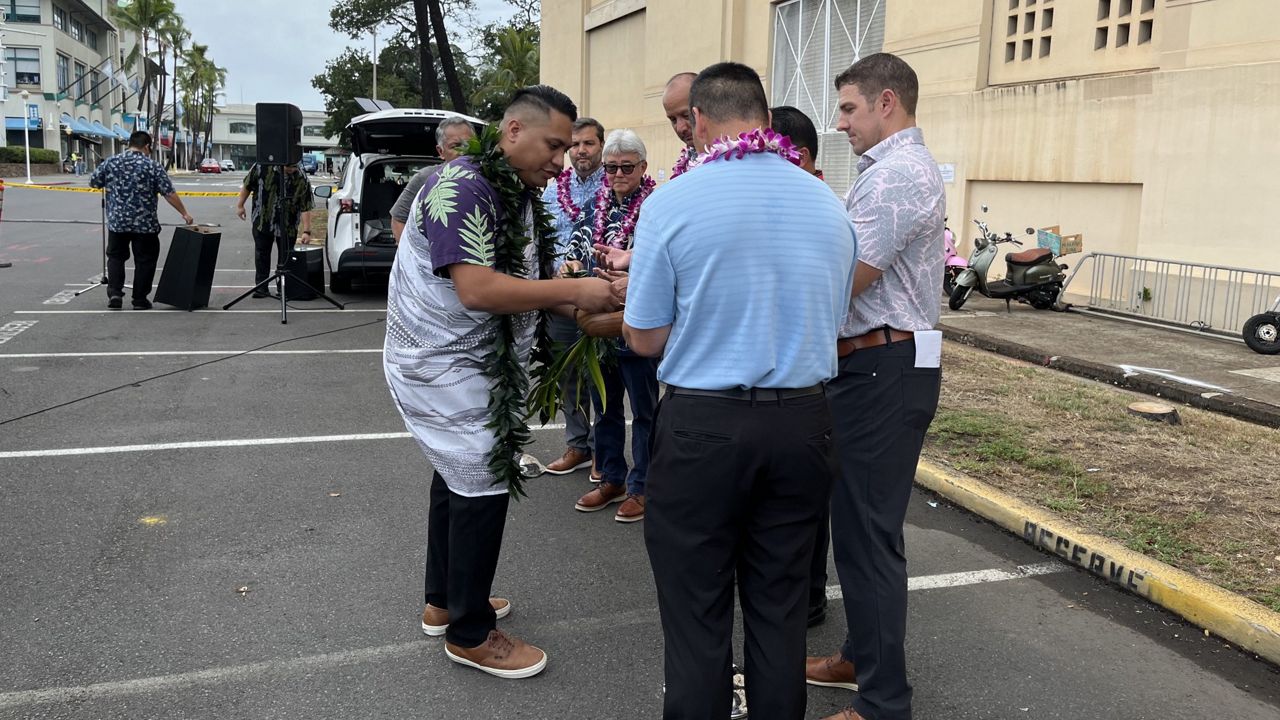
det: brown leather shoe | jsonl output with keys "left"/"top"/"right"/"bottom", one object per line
{"left": 421, "top": 597, "right": 511, "bottom": 636}
{"left": 445, "top": 629, "right": 547, "bottom": 679}
{"left": 575, "top": 482, "right": 626, "bottom": 512}
{"left": 614, "top": 494, "right": 645, "bottom": 523}
{"left": 806, "top": 650, "right": 858, "bottom": 690}
{"left": 544, "top": 447, "right": 592, "bottom": 475}
{"left": 820, "top": 709, "right": 866, "bottom": 720}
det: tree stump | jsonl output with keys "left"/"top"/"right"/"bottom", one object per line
{"left": 1126, "top": 401, "right": 1181, "bottom": 425}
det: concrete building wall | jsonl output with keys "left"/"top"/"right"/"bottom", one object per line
{"left": 540, "top": 0, "right": 1280, "bottom": 271}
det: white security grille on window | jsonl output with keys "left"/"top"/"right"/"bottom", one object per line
{"left": 771, "top": 0, "right": 886, "bottom": 195}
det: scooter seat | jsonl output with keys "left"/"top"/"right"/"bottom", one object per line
{"left": 1007, "top": 247, "right": 1053, "bottom": 266}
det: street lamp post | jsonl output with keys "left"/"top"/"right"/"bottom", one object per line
{"left": 20, "top": 90, "right": 31, "bottom": 184}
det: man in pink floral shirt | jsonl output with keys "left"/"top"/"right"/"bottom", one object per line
{"left": 806, "top": 53, "right": 945, "bottom": 720}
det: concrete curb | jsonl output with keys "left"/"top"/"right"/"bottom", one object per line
{"left": 937, "top": 323, "right": 1280, "bottom": 429}
{"left": 915, "top": 459, "right": 1280, "bottom": 666}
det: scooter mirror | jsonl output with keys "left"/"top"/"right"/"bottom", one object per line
{"left": 1026, "top": 227, "right": 1035, "bottom": 235}
{"left": 981, "top": 204, "right": 988, "bottom": 213}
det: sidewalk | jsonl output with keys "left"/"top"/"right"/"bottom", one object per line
{"left": 937, "top": 296, "right": 1280, "bottom": 427}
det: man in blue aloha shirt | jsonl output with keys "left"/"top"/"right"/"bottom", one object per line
{"left": 89, "top": 131, "right": 194, "bottom": 309}
{"left": 538, "top": 116, "right": 606, "bottom": 476}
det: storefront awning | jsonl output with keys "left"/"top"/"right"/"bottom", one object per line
{"left": 5, "top": 117, "right": 41, "bottom": 131}
{"left": 91, "top": 121, "right": 114, "bottom": 139}
{"left": 112, "top": 123, "right": 129, "bottom": 140}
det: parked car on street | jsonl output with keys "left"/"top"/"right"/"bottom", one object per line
{"left": 220, "top": 159, "right": 236, "bottom": 171}
{"left": 314, "top": 108, "right": 486, "bottom": 293}
{"left": 300, "top": 156, "right": 318, "bottom": 174}
{"left": 199, "top": 158, "right": 221, "bottom": 174}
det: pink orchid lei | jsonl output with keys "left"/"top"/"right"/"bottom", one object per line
{"left": 555, "top": 168, "right": 584, "bottom": 222}
{"left": 687, "top": 128, "right": 802, "bottom": 171}
{"left": 592, "top": 175, "right": 656, "bottom": 249}
{"left": 670, "top": 146, "right": 698, "bottom": 179}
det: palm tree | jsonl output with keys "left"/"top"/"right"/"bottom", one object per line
{"left": 111, "top": 0, "right": 178, "bottom": 151}
{"left": 179, "top": 43, "right": 225, "bottom": 167}
{"left": 470, "top": 25, "right": 539, "bottom": 118}
{"left": 158, "top": 16, "right": 190, "bottom": 168}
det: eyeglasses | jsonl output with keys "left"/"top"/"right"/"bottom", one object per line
{"left": 604, "top": 163, "right": 638, "bottom": 176}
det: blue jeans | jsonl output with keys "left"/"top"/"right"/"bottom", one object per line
{"left": 591, "top": 348, "right": 659, "bottom": 496}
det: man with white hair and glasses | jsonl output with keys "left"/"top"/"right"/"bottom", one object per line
{"left": 389, "top": 115, "right": 477, "bottom": 242}
{"left": 571, "top": 128, "right": 659, "bottom": 525}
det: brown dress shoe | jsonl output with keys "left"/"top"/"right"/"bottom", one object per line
{"left": 574, "top": 482, "right": 626, "bottom": 512}
{"left": 806, "top": 650, "right": 858, "bottom": 690}
{"left": 544, "top": 447, "right": 592, "bottom": 475}
{"left": 614, "top": 494, "right": 645, "bottom": 523}
{"left": 820, "top": 709, "right": 866, "bottom": 720}
{"left": 421, "top": 597, "right": 511, "bottom": 636}
{"left": 445, "top": 629, "right": 547, "bottom": 679}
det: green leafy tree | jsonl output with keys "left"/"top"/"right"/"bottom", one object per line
{"left": 111, "top": 0, "right": 179, "bottom": 147}
{"left": 470, "top": 24, "right": 540, "bottom": 121}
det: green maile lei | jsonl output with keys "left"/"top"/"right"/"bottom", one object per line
{"left": 460, "top": 125, "right": 558, "bottom": 499}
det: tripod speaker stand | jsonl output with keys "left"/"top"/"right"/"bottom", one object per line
{"left": 223, "top": 103, "right": 342, "bottom": 323}
{"left": 74, "top": 191, "right": 128, "bottom": 298}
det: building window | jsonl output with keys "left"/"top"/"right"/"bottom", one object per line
{"left": 772, "top": 0, "right": 888, "bottom": 191}
{"left": 5, "top": 0, "right": 40, "bottom": 23}
{"left": 56, "top": 54, "right": 70, "bottom": 94}
{"left": 86, "top": 28, "right": 99, "bottom": 51}
{"left": 4, "top": 47, "right": 41, "bottom": 87}
{"left": 52, "top": 5, "right": 66, "bottom": 31}
{"left": 74, "top": 61, "right": 86, "bottom": 100}
{"left": 229, "top": 121, "right": 255, "bottom": 135}
{"left": 303, "top": 125, "right": 327, "bottom": 138}
{"left": 69, "top": 17, "right": 84, "bottom": 42}
{"left": 1003, "top": 0, "right": 1054, "bottom": 63}
{"left": 1096, "top": 0, "right": 1156, "bottom": 49}
{"left": 90, "top": 70, "right": 102, "bottom": 104}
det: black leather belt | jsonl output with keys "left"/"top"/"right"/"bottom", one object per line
{"left": 668, "top": 384, "right": 825, "bottom": 401}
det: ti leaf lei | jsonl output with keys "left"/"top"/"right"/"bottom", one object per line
{"left": 462, "top": 125, "right": 558, "bottom": 499}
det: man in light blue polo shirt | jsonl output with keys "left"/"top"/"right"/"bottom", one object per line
{"left": 623, "top": 62, "right": 856, "bottom": 720}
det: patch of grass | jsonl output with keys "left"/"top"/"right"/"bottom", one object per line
{"left": 1044, "top": 496, "right": 1082, "bottom": 514}
{"left": 975, "top": 437, "right": 1031, "bottom": 463}
{"left": 1119, "top": 511, "right": 1204, "bottom": 564}
{"left": 929, "top": 409, "right": 1010, "bottom": 442}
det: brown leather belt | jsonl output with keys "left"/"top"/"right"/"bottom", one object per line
{"left": 837, "top": 327, "right": 915, "bottom": 358}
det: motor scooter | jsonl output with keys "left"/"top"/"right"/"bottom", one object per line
{"left": 948, "top": 205, "right": 1067, "bottom": 312}
{"left": 942, "top": 217, "right": 967, "bottom": 296}
{"left": 1243, "top": 295, "right": 1280, "bottom": 355}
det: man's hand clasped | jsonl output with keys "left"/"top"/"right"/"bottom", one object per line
{"left": 573, "top": 277, "right": 622, "bottom": 314}
{"left": 592, "top": 243, "right": 632, "bottom": 271}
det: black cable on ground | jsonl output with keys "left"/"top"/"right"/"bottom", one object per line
{"left": 0, "top": 318, "right": 385, "bottom": 428}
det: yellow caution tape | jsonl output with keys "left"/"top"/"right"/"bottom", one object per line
{"left": 6, "top": 183, "right": 239, "bottom": 198}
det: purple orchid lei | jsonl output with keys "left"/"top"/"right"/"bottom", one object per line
{"left": 687, "top": 127, "right": 803, "bottom": 171}
{"left": 670, "top": 146, "right": 698, "bottom": 179}
{"left": 555, "top": 168, "right": 584, "bottom": 222}
{"left": 592, "top": 175, "right": 656, "bottom": 250}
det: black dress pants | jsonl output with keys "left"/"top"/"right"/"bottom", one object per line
{"left": 829, "top": 340, "right": 941, "bottom": 720}
{"left": 645, "top": 390, "right": 835, "bottom": 720}
{"left": 106, "top": 231, "right": 160, "bottom": 299}
{"left": 423, "top": 471, "right": 511, "bottom": 648}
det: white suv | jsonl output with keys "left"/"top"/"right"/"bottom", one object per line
{"left": 315, "top": 108, "right": 486, "bottom": 293}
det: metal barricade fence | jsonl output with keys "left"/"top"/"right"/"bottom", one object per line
{"left": 1057, "top": 252, "right": 1280, "bottom": 341}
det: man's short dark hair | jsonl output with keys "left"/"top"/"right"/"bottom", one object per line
{"left": 573, "top": 117, "right": 605, "bottom": 143}
{"left": 689, "top": 62, "right": 768, "bottom": 125}
{"left": 769, "top": 106, "right": 818, "bottom": 158}
{"left": 833, "top": 52, "right": 920, "bottom": 116}
{"left": 506, "top": 85, "right": 578, "bottom": 124}
{"left": 128, "top": 130, "right": 152, "bottom": 149}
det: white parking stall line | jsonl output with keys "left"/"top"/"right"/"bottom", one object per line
{"left": 0, "top": 426, "right": 569, "bottom": 460}
{"left": 0, "top": 349, "right": 383, "bottom": 359}
{"left": 826, "top": 561, "right": 1067, "bottom": 599}
{"left": 0, "top": 561, "right": 1069, "bottom": 710}
{"left": 14, "top": 309, "right": 386, "bottom": 315}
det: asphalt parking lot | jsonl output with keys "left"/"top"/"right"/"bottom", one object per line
{"left": 1, "top": 175, "right": 1277, "bottom": 719}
